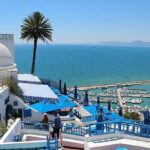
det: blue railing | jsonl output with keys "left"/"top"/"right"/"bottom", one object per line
{"left": 81, "top": 114, "right": 145, "bottom": 124}
{"left": 21, "top": 121, "right": 150, "bottom": 138}
{"left": 21, "top": 121, "right": 49, "bottom": 131}
{"left": 47, "top": 136, "right": 58, "bottom": 150}
{"left": 89, "top": 121, "right": 150, "bottom": 138}
{"left": 62, "top": 124, "right": 89, "bottom": 136}
{"left": 81, "top": 115, "right": 97, "bottom": 122}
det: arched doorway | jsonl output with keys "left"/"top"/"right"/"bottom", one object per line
{"left": 5, "top": 104, "right": 13, "bottom": 123}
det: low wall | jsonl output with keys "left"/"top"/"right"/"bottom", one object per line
{"left": 22, "top": 128, "right": 49, "bottom": 136}
{"left": 85, "top": 132, "right": 150, "bottom": 143}
{"left": 0, "top": 118, "right": 21, "bottom": 143}
{"left": 0, "top": 140, "right": 47, "bottom": 149}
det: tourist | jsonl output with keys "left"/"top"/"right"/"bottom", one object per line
{"left": 42, "top": 113, "right": 49, "bottom": 123}
{"left": 52, "top": 112, "right": 62, "bottom": 139}
{"left": 42, "top": 113, "right": 49, "bottom": 129}
{"left": 96, "top": 110, "right": 104, "bottom": 130}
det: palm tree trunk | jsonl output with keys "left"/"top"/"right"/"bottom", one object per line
{"left": 31, "top": 38, "right": 38, "bottom": 74}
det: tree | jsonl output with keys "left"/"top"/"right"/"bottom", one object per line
{"left": 21, "top": 12, "right": 52, "bottom": 74}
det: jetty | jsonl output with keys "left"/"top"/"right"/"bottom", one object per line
{"left": 70, "top": 80, "right": 150, "bottom": 91}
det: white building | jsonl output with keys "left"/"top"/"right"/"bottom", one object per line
{"left": 0, "top": 34, "right": 21, "bottom": 123}
{"left": 0, "top": 34, "right": 17, "bottom": 81}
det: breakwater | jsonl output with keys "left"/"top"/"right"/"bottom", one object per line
{"left": 70, "top": 80, "right": 150, "bottom": 91}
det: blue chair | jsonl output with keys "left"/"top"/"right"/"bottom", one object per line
{"left": 14, "top": 133, "right": 21, "bottom": 142}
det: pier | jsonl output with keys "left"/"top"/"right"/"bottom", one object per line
{"left": 70, "top": 80, "right": 150, "bottom": 91}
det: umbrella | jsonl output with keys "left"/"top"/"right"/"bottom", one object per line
{"left": 97, "top": 96, "right": 100, "bottom": 105}
{"left": 63, "top": 83, "right": 67, "bottom": 95}
{"left": 84, "top": 90, "right": 89, "bottom": 105}
{"left": 74, "top": 85, "right": 78, "bottom": 100}
{"left": 27, "top": 95, "right": 77, "bottom": 113}
{"left": 58, "top": 95, "right": 77, "bottom": 109}
{"left": 119, "top": 107, "right": 123, "bottom": 116}
{"left": 108, "top": 101, "right": 111, "bottom": 111}
{"left": 59, "top": 79, "right": 62, "bottom": 92}
{"left": 27, "top": 101, "right": 59, "bottom": 113}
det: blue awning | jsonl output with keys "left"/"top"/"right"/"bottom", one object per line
{"left": 26, "top": 101, "right": 60, "bottom": 113}
{"left": 26, "top": 95, "right": 77, "bottom": 113}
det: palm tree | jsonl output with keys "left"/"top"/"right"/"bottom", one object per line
{"left": 21, "top": 11, "right": 52, "bottom": 74}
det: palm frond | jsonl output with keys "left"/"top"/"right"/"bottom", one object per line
{"left": 21, "top": 11, "right": 53, "bottom": 43}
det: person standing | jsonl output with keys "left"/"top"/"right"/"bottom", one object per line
{"left": 96, "top": 110, "right": 104, "bottom": 130}
{"left": 52, "top": 112, "right": 61, "bottom": 139}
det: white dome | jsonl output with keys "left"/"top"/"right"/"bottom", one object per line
{"left": 0, "top": 43, "right": 13, "bottom": 67}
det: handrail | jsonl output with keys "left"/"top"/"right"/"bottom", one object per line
{"left": 89, "top": 121, "right": 150, "bottom": 138}
{"left": 81, "top": 114, "right": 144, "bottom": 124}
{"left": 47, "top": 136, "right": 58, "bottom": 150}
{"left": 21, "top": 121, "right": 49, "bottom": 131}
{"left": 21, "top": 121, "right": 150, "bottom": 138}
{"left": 61, "top": 124, "right": 89, "bottom": 136}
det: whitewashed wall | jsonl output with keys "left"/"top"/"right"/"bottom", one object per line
{"left": 9, "top": 94, "right": 25, "bottom": 110}
{"left": 0, "top": 118, "right": 21, "bottom": 143}
{"left": 0, "top": 86, "right": 9, "bottom": 123}
{"left": 23, "top": 110, "right": 54, "bottom": 122}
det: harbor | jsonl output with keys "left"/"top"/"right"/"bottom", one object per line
{"left": 70, "top": 80, "right": 150, "bottom": 91}
{"left": 75, "top": 86, "right": 150, "bottom": 117}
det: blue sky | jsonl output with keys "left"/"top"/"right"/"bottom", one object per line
{"left": 0, "top": 0, "right": 150, "bottom": 44}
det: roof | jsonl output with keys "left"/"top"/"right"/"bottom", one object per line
{"left": 18, "top": 83, "right": 58, "bottom": 100}
{"left": 18, "top": 74, "right": 41, "bottom": 84}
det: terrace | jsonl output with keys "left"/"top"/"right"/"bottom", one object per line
{"left": 0, "top": 118, "right": 150, "bottom": 150}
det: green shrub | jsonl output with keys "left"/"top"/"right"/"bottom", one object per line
{"left": 0, "top": 123, "right": 7, "bottom": 137}
{"left": 3, "top": 78, "right": 20, "bottom": 96}
{"left": 123, "top": 111, "right": 140, "bottom": 121}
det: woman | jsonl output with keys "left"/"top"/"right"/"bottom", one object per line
{"left": 42, "top": 113, "right": 49, "bottom": 129}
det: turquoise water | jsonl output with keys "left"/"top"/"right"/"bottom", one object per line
{"left": 16, "top": 44, "right": 150, "bottom": 87}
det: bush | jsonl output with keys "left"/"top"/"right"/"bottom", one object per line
{"left": 0, "top": 123, "right": 7, "bottom": 137}
{"left": 130, "top": 112, "right": 140, "bottom": 120}
{"left": 3, "top": 78, "right": 20, "bottom": 96}
{"left": 123, "top": 111, "right": 140, "bottom": 121}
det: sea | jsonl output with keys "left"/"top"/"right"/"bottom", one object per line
{"left": 16, "top": 44, "right": 150, "bottom": 86}
{"left": 16, "top": 44, "right": 150, "bottom": 107}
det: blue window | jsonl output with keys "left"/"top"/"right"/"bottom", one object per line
{"left": 23, "top": 109, "right": 32, "bottom": 117}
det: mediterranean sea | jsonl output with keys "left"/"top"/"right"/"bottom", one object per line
{"left": 16, "top": 44, "right": 150, "bottom": 88}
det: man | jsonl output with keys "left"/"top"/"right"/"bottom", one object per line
{"left": 52, "top": 112, "right": 61, "bottom": 139}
